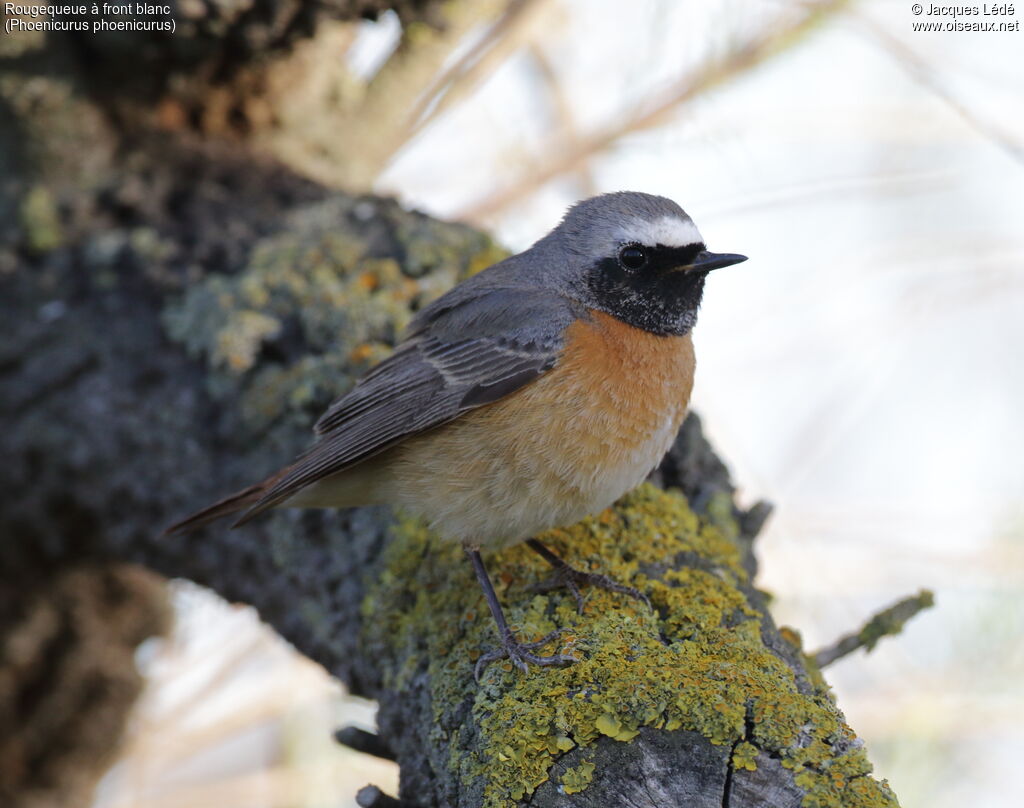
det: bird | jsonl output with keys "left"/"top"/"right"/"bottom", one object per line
{"left": 164, "top": 191, "right": 747, "bottom": 678}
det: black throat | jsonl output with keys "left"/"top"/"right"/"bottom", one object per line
{"left": 587, "top": 243, "right": 707, "bottom": 336}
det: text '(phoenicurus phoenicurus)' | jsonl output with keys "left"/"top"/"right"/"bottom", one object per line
{"left": 165, "top": 191, "right": 748, "bottom": 679}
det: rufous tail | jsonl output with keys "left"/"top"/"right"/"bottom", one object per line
{"left": 162, "top": 481, "right": 269, "bottom": 536}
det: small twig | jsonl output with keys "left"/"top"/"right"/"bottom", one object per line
{"left": 334, "top": 726, "right": 397, "bottom": 761}
{"left": 740, "top": 500, "right": 774, "bottom": 540}
{"left": 812, "top": 589, "right": 935, "bottom": 668}
{"left": 851, "top": 10, "right": 1024, "bottom": 167}
{"left": 356, "top": 784, "right": 406, "bottom": 808}
{"left": 456, "top": 0, "right": 852, "bottom": 222}
{"left": 528, "top": 42, "right": 596, "bottom": 198}
{"left": 402, "top": 0, "right": 547, "bottom": 140}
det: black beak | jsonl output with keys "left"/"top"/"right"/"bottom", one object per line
{"left": 684, "top": 250, "right": 748, "bottom": 272}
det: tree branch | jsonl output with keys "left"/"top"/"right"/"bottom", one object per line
{"left": 812, "top": 589, "right": 935, "bottom": 669}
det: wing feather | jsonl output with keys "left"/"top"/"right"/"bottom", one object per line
{"left": 237, "top": 288, "right": 579, "bottom": 522}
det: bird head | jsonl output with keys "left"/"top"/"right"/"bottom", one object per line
{"left": 549, "top": 192, "right": 747, "bottom": 336}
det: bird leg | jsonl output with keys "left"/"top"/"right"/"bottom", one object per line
{"left": 526, "top": 538, "right": 651, "bottom": 614}
{"left": 466, "top": 548, "right": 576, "bottom": 680}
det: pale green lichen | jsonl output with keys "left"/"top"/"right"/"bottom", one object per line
{"left": 856, "top": 589, "right": 934, "bottom": 653}
{"left": 560, "top": 758, "right": 595, "bottom": 795}
{"left": 19, "top": 185, "right": 63, "bottom": 254}
{"left": 362, "top": 484, "right": 899, "bottom": 808}
{"left": 162, "top": 197, "right": 505, "bottom": 441}
{"left": 806, "top": 590, "right": 935, "bottom": 671}
{"left": 732, "top": 741, "right": 760, "bottom": 772}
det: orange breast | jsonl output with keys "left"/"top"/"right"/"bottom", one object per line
{"left": 385, "top": 310, "right": 696, "bottom": 547}
{"left": 556, "top": 310, "right": 696, "bottom": 442}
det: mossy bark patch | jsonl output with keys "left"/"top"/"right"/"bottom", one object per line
{"left": 361, "top": 485, "right": 898, "bottom": 807}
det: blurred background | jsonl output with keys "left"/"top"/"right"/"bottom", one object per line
{"left": 6, "top": 0, "right": 1021, "bottom": 805}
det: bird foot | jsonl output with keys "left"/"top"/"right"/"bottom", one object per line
{"left": 532, "top": 562, "right": 651, "bottom": 614}
{"left": 474, "top": 629, "right": 576, "bottom": 681}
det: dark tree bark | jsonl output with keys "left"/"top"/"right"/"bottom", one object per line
{"left": 0, "top": 4, "right": 901, "bottom": 807}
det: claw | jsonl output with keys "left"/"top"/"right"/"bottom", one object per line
{"left": 467, "top": 548, "right": 579, "bottom": 681}
{"left": 527, "top": 539, "right": 651, "bottom": 613}
{"left": 531, "top": 573, "right": 585, "bottom": 613}
{"left": 474, "top": 629, "right": 576, "bottom": 681}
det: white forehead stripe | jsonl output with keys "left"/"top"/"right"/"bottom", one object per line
{"left": 615, "top": 215, "right": 703, "bottom": 248}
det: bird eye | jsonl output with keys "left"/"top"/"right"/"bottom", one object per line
{"left": 618, "top": 244, "right": 647, "bottom": 270}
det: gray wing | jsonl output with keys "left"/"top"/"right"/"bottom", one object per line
{"left": 239, "top": 288, "right": 581, "bottom": 520}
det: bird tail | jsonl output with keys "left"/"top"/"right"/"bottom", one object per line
{"left": 162, "top": 479, "right": 273, "bottom": 536}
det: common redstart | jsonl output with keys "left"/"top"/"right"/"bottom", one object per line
{"left": 166, "top": 192, "right": 747, "bottom": 678}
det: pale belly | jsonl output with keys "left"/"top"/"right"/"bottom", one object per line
{"left": 379, "top": 314, "right": 695, "bottom": 549}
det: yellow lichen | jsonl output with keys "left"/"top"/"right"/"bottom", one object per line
{"left": 361, "top": 484, "right": 899, "bottom": 808}
{"left": 560, "top": 759, "right": 595, "bottom": 795}
{"left": 732, "top": 741, "right": 759, "bottom": 772}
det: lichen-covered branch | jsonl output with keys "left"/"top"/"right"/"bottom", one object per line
{"left": 355, "top": 482, "right": 897, "bottom": 807}
{"left": 812, "top": 590, "right": 935, "bottom": 669}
